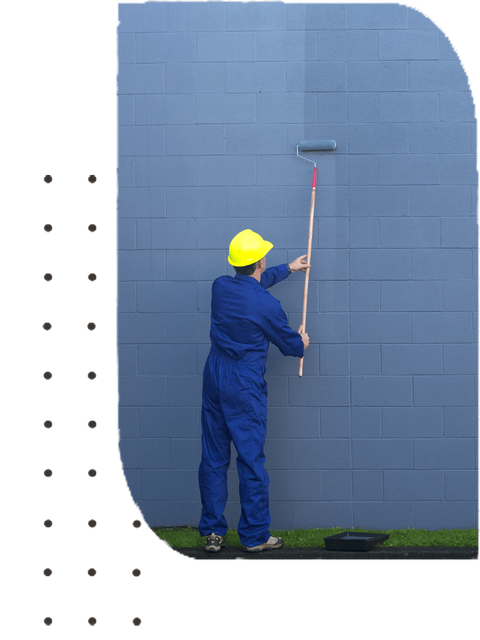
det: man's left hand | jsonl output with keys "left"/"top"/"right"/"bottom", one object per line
{"left": 288, "top": 255, "right": 311, "bottom": 273}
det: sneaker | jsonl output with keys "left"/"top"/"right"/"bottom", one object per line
{"left": 243, "top": 536, "right": 284, "bottom": 553}
{"left": 205, "top": 533, "right": 225, "bottom": 553}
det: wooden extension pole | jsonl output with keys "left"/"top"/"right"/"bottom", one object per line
{"left": 298, "top": 165, "right": 317, "bottom": 377}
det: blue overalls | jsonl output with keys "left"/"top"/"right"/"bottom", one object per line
{"left": 198, "top": 264, "right": 304, "bottom": 548}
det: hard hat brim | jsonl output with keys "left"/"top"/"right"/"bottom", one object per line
{"left": 228, "top": 240, "right": 273, "bottom": 267}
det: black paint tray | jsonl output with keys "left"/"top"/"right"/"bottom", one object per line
{"left": 324, "top": 531, "right": 390, "bottom": 552}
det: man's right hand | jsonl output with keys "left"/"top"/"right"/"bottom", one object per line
{"left": 298, "top": 325, "right": 310, "bottom": 349}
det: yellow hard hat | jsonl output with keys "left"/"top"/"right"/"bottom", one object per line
{"left": 228, "top": 229, "right": 273, "bottom": 267}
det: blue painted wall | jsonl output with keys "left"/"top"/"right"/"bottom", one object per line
{"left": 117, "top": 2, "right": 478, "bottom": 531}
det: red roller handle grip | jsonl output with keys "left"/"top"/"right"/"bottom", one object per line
{"left": 312, "top": 166, "right": 317, "bottom": 189}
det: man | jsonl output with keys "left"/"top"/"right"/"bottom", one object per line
{"left": 198, "top": 229, "right": 310, "bottom": 553}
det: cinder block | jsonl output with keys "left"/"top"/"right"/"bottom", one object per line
{"left": 444, "top": 407, "right": 478, "bottom": 438}
{"left": 297, "top": 312, "right": 349, "bottom": 344}
{"left": 290, "top": 439, "right": 351, "bottom": 470}
{"left": 118, "top": 187, "right": 165, "bottom": 218}
{"left": 166, "top": 2, "right": 225, "bottom": 32}
{"left": 264, "top": 439, "right": 290, "bottom": 470}
{"left": 256, "top": 31, "right": 316, "bottom": 61}
{"left": 384, "top": 470, "right": 443, "bottom": 499}
{"left": 287, "top": 124, "right": 347, "bottom": 155}
{"left": 118, "top": 313, "right": 166, "bottom": 344}
{"left": 289, "top": 186, "right": 349, "bottom": 217}
{"left": 170, "top": 438, "right": 201, "bottom": 469}
{"left": 353, "top": 501, "right": 414, "bottom": 529}
{"left": 382, "top": 345, "right": 442, "bottom": 374}
{"left": 226, "top": 125, "right": 285, "bottom": 155}
{"left": 439, "top": 33, "right": 458, "bottom": 61}
{"left": 196, "top": 94, "right": 255, "bottom": 124}
{"left": 118, "top": 250, "right": 165, "bottom": 281}
{"left": 119, "top": 407, "right": 138, "bottom": 438}
{"left": 444, "top": 344, "right": 478, "bottom": 374}
{"left": 271, "top": 279, "right": 317, "bottom": 313}
{"left": 409, "top": 61, "right": 469, "bottom": 91}
{"left": 351, "top": 376, "right": 412, "bottom": 406}
{"left": 445, "top": 471, "right": 478, "bottom": 500}
{"left": 136, "top": 500, "right": 172, "bottom": 527}
{"left": 441, "top": 218, "right": 477, "bottom": 248}
{"left": 289, "top": 376, "right": 350, "bottom": 407}
{"left": 307, "top": 249, "right": 349, "bottom": 281}
{"left": 411, "top": 249, "right": 472, "bottom": 281}
{"left": 257, "top": 93, "right": 316, "bottom": 124}
{"left": 165, "top": 63, "right": 225, "bottom": 94}
{"left": 414, "top": 501, "right": 477, "bottom": 530}
{"left": 119, "top": 345, "right": 136, "bottom": 375}
{"left": 440, "top": 92, "right": 476, "bottom": 122}
{"left": 167, "top": 187, "right": 226, "bottom": 219}
{"left": 379, "top": 29, "right": 439, "bottom": 60}
{"left": 166, "top": 314, "right": 210, "bottom": 345}
{"left": 348, "top": 62, "right": 407, "bottom": 92}
{"left": 118, "top": 4, "right": 145, "bottom": 32}
{"left": 409, "top": 185, "right": 472, "bottom": 217}
{"left": 166, "top": 250, "right": 226, "bottom": 281}
{"left": 116, "top": 284, "right": 136, "bottom": 320}
{"left": 315, "top": 93, "right": 347, "bottom": 123}
{"left": 347, "top": 31, "right": 378, "bottom": 61}
{"left": 348, "top": 124, "right": 407, "bottom": 154}
{"left": 227, "top": 187, "right": 287, "bottom": 218}
{"left": 257, "top": 156, "right": 315, "bottom": 186}
{"left": 142, "top": 469, "right": 199, "bottom": 501}
{"left": 118, "top": 64, "right": 164, "bottom": 95}
{"left": 379, "top": 218, "right": 440, "bottom": 248}
{"left": 317, "top": 31, "right": 347, "bottom": 61}
{"left": 414, "top": 375, "right": 475, "bottom": 406}
{"left": 286, "top": 62, "right": 347, "bottom": 92}
{"left": 266, "top": 344, "right": 318, "bottom": 377}
{"left": 351, "top": 408, "right": 381, "bottom": 438}
{"left": 350, "top": 250, "right": 410, "bottom": 280}
{"left": 347, "top": 93, "right": 377, "bottom": 122}
{"left": 381, "top": 281, "right": 442, "bottom": 311}
{"left": 378, "top": 92, "right": 439, "bottom": 122}
{"left": 317, "top": 217, "right": 348, "bottom": 249}
{"left": 352, "top": 439, "right": 413, "bottom": 469}
{"left": 269, "top": 501, "right": 293, "bottom": 530}
{"left": 412, "top": 312, "right": 473, "bottom": 343}
{"left": 414, "top": 438, "right": 475, "bottom": 469}
{"left": 166, "top": 125, "right": 225, "bottom": 156}
{"left": 118, "top": 219, "right": 135, "bottom": 250}
{"left": 137, "top": 219, "right": 195, "bottom": 250}
{"left": 267, "top": 407, "right": 320, "bottom": 438}
{"left": 137, "top": 282, "right": 198, "bottom": 312}
{"left": 167, "top": 375, "right": 203, "bottom": 408}
{"left": 138, "top": 344, "right": 197, "bottom": 376}
{"left": 350, "top": 345, "right": 381, "bottom": 375}
{"left": 257, "top": 217, "right": 314, "bottom": 249}
{"left": 350, "top": 312, "right": 410, "bottom": 344}
{"left": 268, "top": 470, "right": 322, "bottom": 500}
{"left": 226, "top": 2, "right": 285, "bottom": 31}
{"left": 348, "top": 186, "right": 408, "bottom": 216}
{"left": 319, "top": 345, "right": 350, "bottom": 376}
{"left": 408, "top": 8, "right": 437, "bottom": 29}
{"left": 349, "top": 218, "right": 379, "bottom": 247}
{"left": 442, "top": 280, "right": 477, "bottom": 311}
{"left": 350, "top": 281, "right": 380, "bottom": 312}
{"left": 118, "top": 34, "right": 135, "bottom": 64}
{"left": 197, "top": 32, "right": 255, "bottom": 62}
{"left": 120, "top": 437, "right": 170, "bottom": 469}
{"left": 347, "top": 4, "right": 407, "bottom": 29}
{"left": 118, "top": 157, "right": 135, "bottom": 187}
{"left": 409, "top": 124, "right": 471, "bottom": 153}
{"left": 226, "top": 62, "right": 285, "bottom": 93}
{"left": 379, "top": 154, "right": 438, "bottom": 185}
{"left": 353, "top": 471, "right": 383, "bottom": 500}
{"left": 382, "top": 407, "right": 443, "bottom": 438}
{"left": 347, "top": 155, "right": 378, "bottom": 186}
{"left": 123, "top": 470, "right": 141, "bottom": 503}
{"left": 139, "top": 407, "right": 200, "bottom": 438}
{"left": 322, "top": 471, "right": 352, "bottom": 500}
{"left": 321, "top": 407, "right": 351, "bottom": 437}
{"left": 196, "top": 218, "right": 256, "bottom": 249}
{"left": 293, "top": 501, "right": 353, "bottom": 529}
{"left": 143, "top": 2, "right": 165, "bottom": 32}
{"left": 439, "top": 154, "right": 477, "bottom": 185}
{"left": 119, "top": 375, "right": 167, "bottom": 407}
{"left": 319, "top": 281, "right": 349, "bottom": 311}
{"left": 135, "top": 95, "right": 195, "bottom": 125}
{"left": 119, "top": 126, "right": 165, "bottom": 157}
{"left": 195, "top": 156, "right": 256, "bottom": 187}
{"left": 136, "top": 33, "right": 195, "bottom": 63}
{"left": 286, "top": 3, "right": 346, "bottom": 30}
{"left": 118, "top": 95, "right": 135, "bottom": 126}
{"left": 172, "top": 501, "right": 202, "bottom": 528}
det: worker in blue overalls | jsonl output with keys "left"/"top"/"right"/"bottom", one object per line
{"left": 198, "top": 229, "right": 310, "bottom": 552}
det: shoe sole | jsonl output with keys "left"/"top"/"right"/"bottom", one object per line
{"left": 243, "top": 542, "right": 283, "bottom": 553}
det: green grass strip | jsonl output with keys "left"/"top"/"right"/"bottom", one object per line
{"left": 152, "top": 526, "right": 478, "bottom": 549}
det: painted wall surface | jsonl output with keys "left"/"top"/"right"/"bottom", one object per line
{"left": 117, "top": 2, "right": 478, "bottom": 530}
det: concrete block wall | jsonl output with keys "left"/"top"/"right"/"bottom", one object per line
{"left": 118, "top": 2, "right": 478, "bottom": 531}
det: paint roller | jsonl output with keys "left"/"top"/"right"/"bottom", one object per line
{"left": 296, "top": 139, "right": 337, "bottom": 377}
